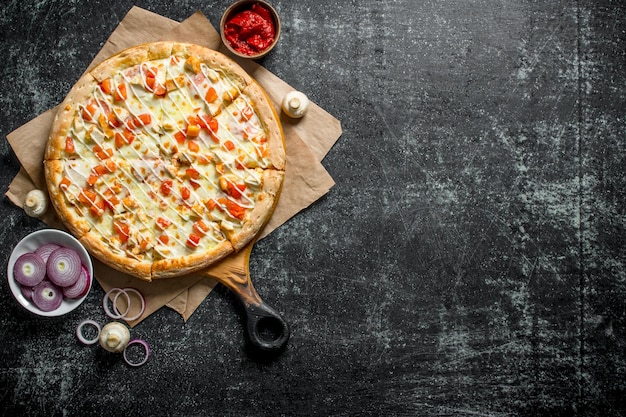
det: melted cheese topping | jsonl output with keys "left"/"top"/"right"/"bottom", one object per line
{"left": 56, "top": 53, "right": 275, "bottom": 264}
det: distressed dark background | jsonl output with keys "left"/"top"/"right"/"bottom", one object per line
{"left": 1, "top": 0, "right": 625, "bottom": 416}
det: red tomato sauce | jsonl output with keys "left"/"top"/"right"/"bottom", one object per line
{"left": 224, "top": 3, "right": 276, "bottom": 56}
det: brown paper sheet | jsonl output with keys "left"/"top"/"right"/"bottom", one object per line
{"left": 5, "top": 7, "right": 342, "bottom": 325}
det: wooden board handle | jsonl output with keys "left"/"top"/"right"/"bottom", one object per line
{"left": 204, "top": 244, "right": 290, "bottom": 352}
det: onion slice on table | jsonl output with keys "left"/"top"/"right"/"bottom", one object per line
{"left": 34, "top": 243, "right": 61, "bottom": 263}
{"left": 103, "top": 287, "right": 146, "bottom": 321}
{"left": 63, "top": 266, "right": 91, "bottom": 299}
{"left": 76, "top": 320, "right": 101, "bottom": 345}
{"left": 47, "top": 247, "right": 82, "bottom": 287}
{"left": 123, "top": 339, "right": 150, "bottom": 367}
{"left": 118, "top": 288, "right": 146, "bottom": 321}
{"left": 32, "top": 280, "right": 63, "bottom": 312}
{"left": 103, "top": 288, "right": 130, "bottom": 319}
{"left": 13, "top": 252, "right": 46, "bottom": 287}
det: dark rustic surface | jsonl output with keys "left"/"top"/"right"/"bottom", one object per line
{"left": 1, "top": 0, "right": 625, "bottom": 416}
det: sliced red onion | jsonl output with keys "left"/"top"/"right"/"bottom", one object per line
{"left": 47, "top": 247, "right": 82, "bottom": 287}
{"left": 34, "top": 243, "right": 61, "bottom": 263}
{"left": 119, "top": 288, "right": 146, "bottom": 321}
{"left": 20, "top": 285, "right": 34, "bottom": 301}
{"left": 103, "top": 287, "right": 146, "bottom": 321}
{"left": 103, "top": 288, "right": 130, "bottom": 319}
{"left": 76, "top": 320, "right": 101, "bottom": 345}
{"left": 63, "top": 266, "right": 91, "bottom": 299}
{"left": 123, "top": 339, "right": 150, "bottom": 367}
{"left": 32, "top": 280, "right": 63, "bottom": 312}
{"left": 13, "top": 252, "right": 46, "bottom": 287}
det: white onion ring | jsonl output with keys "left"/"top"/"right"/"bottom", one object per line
{"left": 76, "top": 320, "right": 101, "bottom": 345}
{"left": 123, "top": 338, "right": 150, "bottom": 367}
{"left": 120, "top": 288, "right": 146, "bottom": 321}
{"left": 103, "top": 288, "right": 130, "bottom": 319}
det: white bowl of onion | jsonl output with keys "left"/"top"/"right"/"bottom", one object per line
{"left": 7, "top": 229, "right": 94, "bottom": 317}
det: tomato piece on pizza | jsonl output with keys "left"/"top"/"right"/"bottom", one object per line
{"left": 149, "top": 204, "right": 233, "bottom": 279}
{"left": 200, "top": 168, "right": 284, "bottom": 250}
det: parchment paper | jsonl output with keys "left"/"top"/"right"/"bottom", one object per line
{"left": 5, "top": 7, "right": 342, "bottom": 325}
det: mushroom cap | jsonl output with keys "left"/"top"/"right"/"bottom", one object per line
{"left": 99, "top": 322, "right": 131, "bottom": 353}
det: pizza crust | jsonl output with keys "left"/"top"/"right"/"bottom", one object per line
{"left": 89, "top": 46, "right": 149, "bottom": 83}
{"left": 242, "top": 82, "right": 286, "bottom": 170}
{"left": 173, "top": 42, "right": 254, "bottom": 86}
{"left": 151, "top": 239, "right": 234, "bottom": 280}
{"left": 148, "top": 41, "right": 174, "bottom": 60}
{"left": 45, "top": 75, "right": 98, "bottom": 160}
{"left": 228, "top": 169, "right": 284, "bottom": 250}
{"left": 44, "top": 160, "right": 92, "bottom": 238}
{"left": 80, "top": 232, "right": 152, "bottom": 281}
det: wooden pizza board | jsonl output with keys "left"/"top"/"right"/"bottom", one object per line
{"left": 200, "top": 240, "right": 290, "bottom": 352}
{"left": 198, "top": 171, "right": 289, "bottom": 353}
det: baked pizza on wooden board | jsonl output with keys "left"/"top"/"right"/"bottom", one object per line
{"left": 44, "top": 41, "right": 286, "bottom": 282}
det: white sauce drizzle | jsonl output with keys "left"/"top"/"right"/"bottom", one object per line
{"left": 60, "top": 54, "right": 273, "bottom": 259}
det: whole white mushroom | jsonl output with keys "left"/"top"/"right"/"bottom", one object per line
{"left": 281, "top": 91, "right": 309, "bottom": 119}
{"left": 99, "top": 322, "right": 131, "bottom": 353}
{"left": 23, "top": 189, "right": 48, "bottom": 218}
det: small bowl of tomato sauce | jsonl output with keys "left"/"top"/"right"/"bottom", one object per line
{"left": 220, "top": 0, "right": 281, "bottom": 59}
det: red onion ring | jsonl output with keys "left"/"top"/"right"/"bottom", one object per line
{"left": 119, "top": 288, "right": 146, "bottom": 321}
{"left": 103, "top": 287, "right": 146, "bottom": 321}
{"left": 123, "top": 338, "right": 150, "bottom": 367}
{"left": 47, "top": 247, "right": 82, "bottom": 287}
{"left": 13, "top": 252, "right": 46, "bottom": 287}
{"left": 76, "top": 320, "right": 101, "bottom": 345}
{"left": 34, "top": 243, "right": 61, "bottom": 263}
{"left": 32, "top": 280, "right": 63, "bottom": 312}
{"left": 103, "top": 288, "right": 130, "bottom": 319}
{"left": 112, "top": 290, "right": 131, "bottom": 317}
{"left": 19, "top": 284, "right": 34, "bottom": 301}
{"left": 63, "top": 266, "right": 91, "bottom": 299}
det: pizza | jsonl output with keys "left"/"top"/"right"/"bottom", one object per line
{"left": 44, "top": 42, "right": 285, "bottom": 281}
